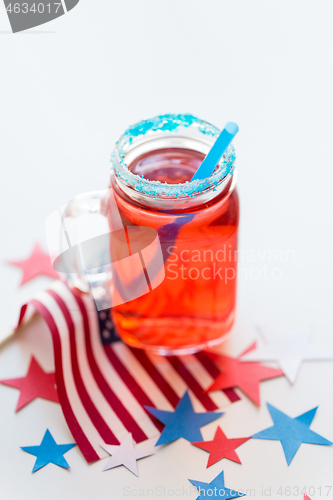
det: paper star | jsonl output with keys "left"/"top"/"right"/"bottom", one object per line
{"left": 304, "top": 496, "right": 311, "bottom": 500}
{"left": 252, "top": 403, "right": 332, "bottom": 465}
{"left": 241, "top": 325, "right": 333, "bottom": 383}
{"left": 101, "top": 433, "right": 154, "bottom": 476}
{"left": 205, "top": 349, "right": 284, "bottom": 405}
{"left": 189, "top": 470, "right": 245, "bottom": 499}
{"left": 21, "top": 429, "right": 76, "bottom": 472}
{"left": 192, "top": 426, "right": 250, "bottom": 467}
{"left": 0, "top": 356, "right": 59, "bottom": 411}
{"left": 7, "top": 242, "right": 58, "bottom": 286}
{"left": 145, "top": 391, "right": 223, "bottom": 446}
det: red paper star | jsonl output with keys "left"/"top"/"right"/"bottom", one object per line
{"left": 304, "top": 496, "right": 312, "bottom": 500}
{"left": 192, "top": 426, "right": 250, "bottom": 467}
{"left": 0, "top": 357, "right": 59, "bottom": 411}
{"left": 205, "top": 348, "right": 284, "bottom": 405}
{"left": 7, "top": 243, "right": 58, "bottom": 286}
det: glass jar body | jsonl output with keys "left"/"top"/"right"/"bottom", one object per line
{"left": 110, "top": 172, "right": 239, "bottom": 355}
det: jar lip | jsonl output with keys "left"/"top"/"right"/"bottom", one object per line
{"left": 110, "top": 114, "right": 236, "bottom": 200}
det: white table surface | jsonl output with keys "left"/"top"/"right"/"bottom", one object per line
{"left": 1, "top": 1, "right": 333, "bottom": 499}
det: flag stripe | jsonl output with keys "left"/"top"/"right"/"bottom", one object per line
{"left": 48, "top": 289, "right": 120, "bottom": 445}
{"left": 194, "top": 351, "right": 221, "bottom": 377}
{"left": 59, "top": 284, "right": 132, "bottom": 444}
{"left": 17, "top": 304, "right": 28, "bottom": 327}
{"left": 103, "top": 345, "right": 164, "bottom": 432}
{"left": 112, "top": 343, "right": 175, "bottom": 413}
{"left": 194, "top": 352, "right": 240, "bottom": 403}
{"left": 180, "top": 354, "right": 229, "bottom": 409}
{"left": 21, "top": 282, "right": 236, "bottom": 463}
{"left": 36, "top": 291, "right": 105, "bottom": 459}
{"left": 129, "top": 347, "right": 180, "bottom": 408}
{"left": 30, "top": 298, "right": 100, "bottom": 463}
{"left": 80, "top": 292, "right": 160, "bottom": 440}
{"left": 220, "top": 388, "right": 240, "bottom": 403}
{"left": 147, "top": 351, "right": 189, "bottom": 402}
{"left": 167, "top": 356, "right": 218, "bottom": 411}
{"left": 70, "top": 291, "right": 148, "bottom": 443}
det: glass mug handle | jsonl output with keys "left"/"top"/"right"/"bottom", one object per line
{"left": 46, "top": 188, "right": 165, "bottom": 312}
{"left": 46, "top": 188, "right": 123, "bottom": 310}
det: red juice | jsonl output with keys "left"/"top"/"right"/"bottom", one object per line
{"left": 110, "top": 148, "right": 239, "bottom": 354}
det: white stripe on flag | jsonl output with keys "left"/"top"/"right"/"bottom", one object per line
{"left": 34, "top": 289, "right": 105, "bottom": 458}
{"left": 55, "top": 283, "right": 130, "bottom": 443}
{"left": 81, "top": 294, "right": 161, "bottom": 439}
{"left": 146, "top": 352, "right": 191, "bottom": 407}
{"left": 181, "top": 354, "right": 230, "bottom": 408}
{"left": 112, "top": 342, "right": 175, "bottom": 412}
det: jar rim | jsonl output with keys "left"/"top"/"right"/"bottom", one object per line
{"left": 110, "top": 114, "right": 236, "bottom": 200}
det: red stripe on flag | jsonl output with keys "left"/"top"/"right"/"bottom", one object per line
{"left": 17, "top": 304, "right": 28, "bottom": 328}
{"left": 72, "top": 293, "right": 148, "bottom": 444}
{"left": 104, "top": 345, "right": 164, "bottom": 433}
{"left": 167, "top": 356, "right": 218, "bottom": 411}
{"left": 129, "top": 347, "right": 180, "bottom": 409}
{"left": 219, "top": 388, "right": 240, "bottom": 403}
{"left": 48, "top": 290, "right": 119, "bottom": 445}
{"left": 193, "top": 351, "right": 221, "bottom": 378}
{"left": 194, "top": 352, "right": 240, "bottom": 403}
{"left": 30, "top": 299, "right": 100, "bottom": 463}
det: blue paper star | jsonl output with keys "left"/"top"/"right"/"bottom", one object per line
{"left": 189, "top": 470, "right": 245, "bottom": 499}
{"left": 21, "top": 429, "right": 76, "bottom": 472}
{"left": 145, "top": 391, "right": 223, "bottom": 446}
{"left": 252, "top": 403, "right": 332, "bottom": 465}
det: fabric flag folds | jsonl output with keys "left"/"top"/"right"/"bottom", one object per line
{"left": 18, "top": 281, "right": 237, "bottom": 463}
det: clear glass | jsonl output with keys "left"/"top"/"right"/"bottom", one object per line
{"left": 109, "top": 114, "right": 239, "bottom": 355}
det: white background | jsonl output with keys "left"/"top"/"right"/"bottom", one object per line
{"left": 0, "top": 1, "right": 333, "bottom": 499}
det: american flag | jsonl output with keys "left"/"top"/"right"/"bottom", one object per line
{"left": 18, "top": 281, "right": 239, "bottom": 463}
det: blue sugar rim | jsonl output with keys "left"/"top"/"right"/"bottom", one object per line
{"left": 110, "top": 114, "right": 236, "bottom": 198}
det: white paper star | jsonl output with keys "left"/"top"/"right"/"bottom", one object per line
{"left": 241, "top": 325, "right": 333, "bottom": 383}
{"left": 100, "top": 433, "right": 155, "bottom": 476}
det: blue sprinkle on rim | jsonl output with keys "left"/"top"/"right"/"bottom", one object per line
{"left": 110, "top": 114, "right": 236, "bottom": 199}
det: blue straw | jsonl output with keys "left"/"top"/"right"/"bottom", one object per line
{"left": 191, "top": 122, "right": 239, "bottom": 181}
